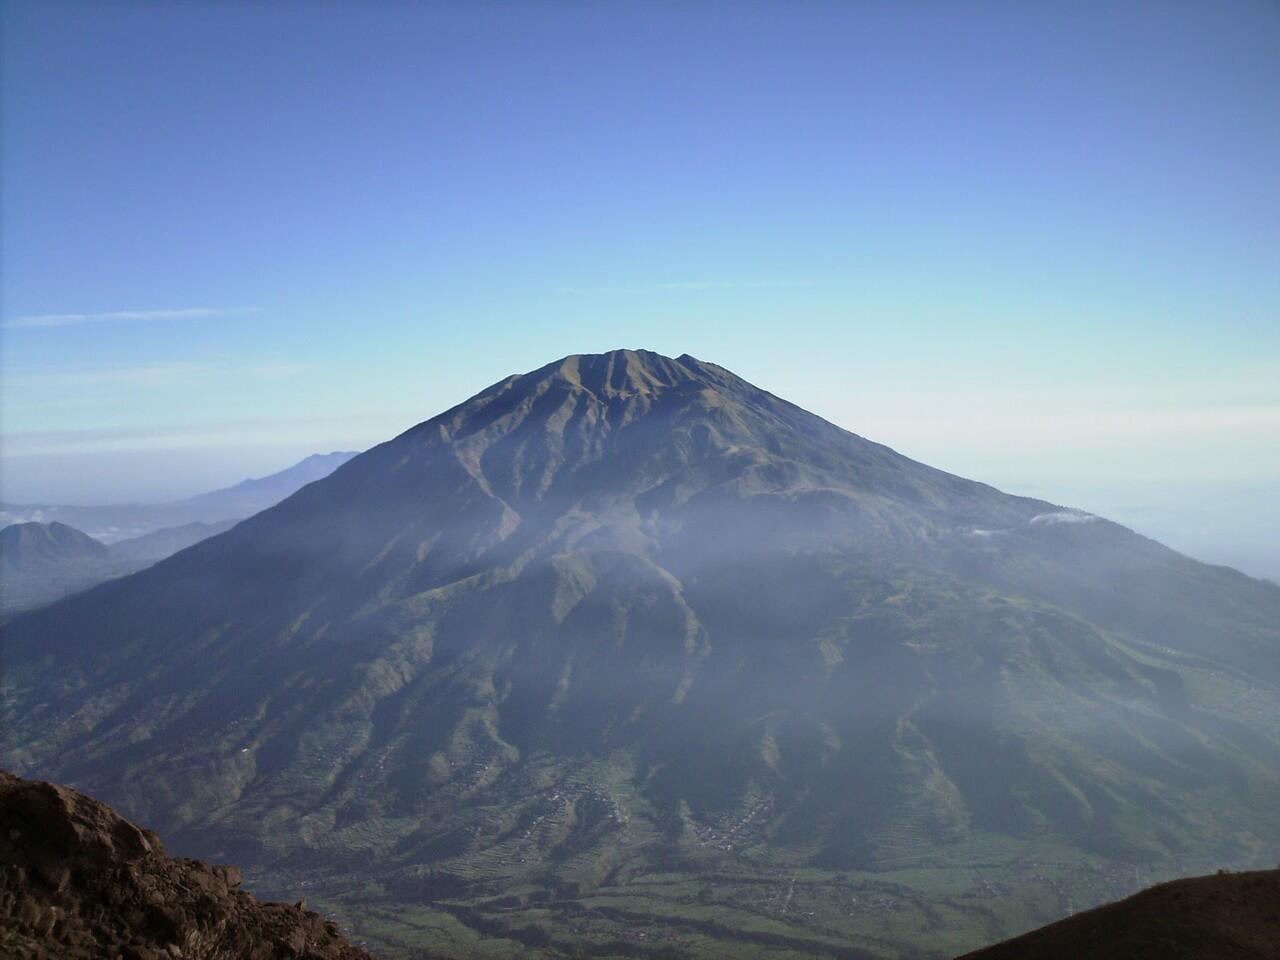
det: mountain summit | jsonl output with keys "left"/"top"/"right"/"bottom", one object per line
{"left": 4, "top": 350, "right": 1279, "bottom": 958}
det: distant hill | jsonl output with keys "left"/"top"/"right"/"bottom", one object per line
{"left": 958, "top": 868, "right": 1280, "bottom": 959}
{"left": 0, "top": 520, "right": 109, "bottom": 571}
{"left": 1, "top": 519, "right": 245, "bottom": 615}
{"left": 0, "top": 451, "right": 358, "bottom": 543}
{"left": 0, "top": 522, "right": 124, "bottom": 613}
{"left": 0, "top": 768, "right": 374, "bottom": 960}
{"left": 110, "top": 518, "right": 241, "bottom": 564}
{"left": 0, "top": 452, "right": 356, "bottom": 614}
{"left": 4, "top": 351, "right": 1279, "bottom": 958}
{"left": 167, "top": 452, "right": 360, "bottom": 530}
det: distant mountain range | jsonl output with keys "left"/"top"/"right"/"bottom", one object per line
{"left": 3, "top": 351, "right": 1278, "bottom": 959}
{"left": 0, "top": 451, "right": 357, "bottom": 544}
{"left": 0, "top": 452, "right": 356, "bottom": 613}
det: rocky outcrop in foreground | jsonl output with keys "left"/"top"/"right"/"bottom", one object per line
{"left": 958, "top": 868, "right": 1280, "bottom": 959}
{"left": 0, "top": 769, "right": 375, "bottom": 959}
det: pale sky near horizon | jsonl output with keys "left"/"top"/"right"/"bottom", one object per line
{"left": 2, "top": 1, "right": 1278, "bottom": 579}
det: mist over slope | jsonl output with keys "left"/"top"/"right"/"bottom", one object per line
{"left": 4, "top": 350, "right": 1278, "bottom": 958}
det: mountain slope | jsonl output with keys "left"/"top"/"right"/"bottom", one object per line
{"left": 956, "top": 868, "right": 1280, "bottom": 960}
{"left": 3, "top": 350, "right": 1279, "bottom": 959}
{"left": 0, "top": 769, "right": 375, "bottom": 960}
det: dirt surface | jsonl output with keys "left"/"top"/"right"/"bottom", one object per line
{"left": 0, "top": 769, "right": 377, "bottom": 959}
{"left": 958, "top": 868, "right": 1280, "bottom": 959}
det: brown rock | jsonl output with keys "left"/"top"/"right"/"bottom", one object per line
{"left": 0, "top": 769, "right": 377, "bottom": 959}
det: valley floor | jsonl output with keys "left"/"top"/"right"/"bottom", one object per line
{"left": 250, "top": 837, "right": 1259, "bottom": 959}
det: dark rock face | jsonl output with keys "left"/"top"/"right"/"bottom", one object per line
{"left": 958, "top": 868, "right": 1280, "bottom": 960}
{"left": 0, "top": 769, "right": 375, "bottom": 960}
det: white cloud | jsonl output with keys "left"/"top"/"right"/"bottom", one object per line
{"left": 1029, "top": 511, "right": 1100, "bottom": 526}
{"left": 3, "top": 306, "right": 261, "bottom": 329}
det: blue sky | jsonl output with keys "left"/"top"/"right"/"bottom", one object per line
{"left": 2, "top": 1, "right": 1278, "bottom": 576}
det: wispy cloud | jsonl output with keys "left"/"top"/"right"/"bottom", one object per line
{"left": 4, "top": 359, "right": 313, "bottom": 392}
{"left": 247, "top": 362, "right": 314, "bottom": 379}
{"left": 0, "top": 413, "right": 397, "bottom": 457}
{"left": 3, "top": 306, "right": 261, "bottom": 329}
{"left": 556, "top": 280, "right": 806, "bottom": 295}
{"left": 4, "top": 362, "right": 216, "bottom": 389}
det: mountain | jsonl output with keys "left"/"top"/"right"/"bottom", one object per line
{"left": 0, "top": 522, "right": 126, "bottom": 613}
{"left": 957, "top": 868, "right": 1280, "bottom": 959}
{"left": 0, "top": 769, "right": 375, "bottom": 960}
{"left": 3, "top": 350, "right": 1279, "bottom": 959}
{"left": 0, "top": 520, "right": 109, "bottom": 570}
{"left": 0, "top": 451, "right": 358, "bottom": 543}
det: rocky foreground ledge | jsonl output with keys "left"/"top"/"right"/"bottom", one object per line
{"left": 0, "top": 769, "right": 375, "bottom": 960}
